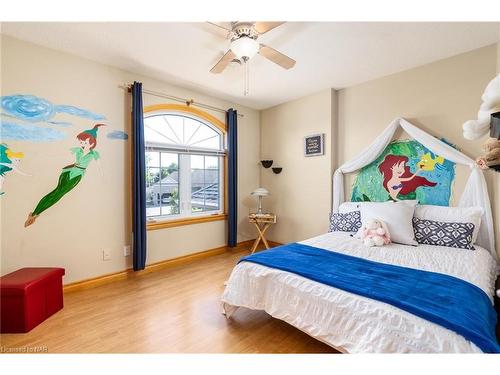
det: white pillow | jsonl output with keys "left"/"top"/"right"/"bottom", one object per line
{"left": 339, "top": 202, "right": 359, "bottom": 213}
{"left": 339, "top": 200, "right": 417, "bottom": 213}
{"left": 413, "top": 205, "right": 483, "bottom": 244}
{"left": 360, "top": 201, "right": 418, "bottom": 246}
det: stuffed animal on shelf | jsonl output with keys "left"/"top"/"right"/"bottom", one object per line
{"left": 476, "top": 137, "right": 500, "bottom": 172}
{"left": 356, "top": 219, "right": 391, "bottom": 247}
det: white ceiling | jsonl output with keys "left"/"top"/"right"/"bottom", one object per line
{"left": 1, "top": 22, "right": 499, "bottom": 109}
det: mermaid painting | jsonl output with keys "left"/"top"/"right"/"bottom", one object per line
{"left": 378, "top": 154, "right": 436, "bottom": 201}
{"left": 24, "top": 124, "right": 104, "bottom": 227}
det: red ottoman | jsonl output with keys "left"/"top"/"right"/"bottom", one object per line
{"left": 1, "top": 267, "right": 65, "bottom": 333}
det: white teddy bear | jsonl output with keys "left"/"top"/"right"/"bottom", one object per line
{"left": 463, "top": 74, "right": 500, "bottom": 140}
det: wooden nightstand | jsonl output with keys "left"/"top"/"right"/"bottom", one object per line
{"left": 248, "top": 213, "right": 277, "bottom": 254}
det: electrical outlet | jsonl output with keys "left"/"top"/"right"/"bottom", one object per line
{"left": 102, "top": 249, "right": 111, "bottom": 261}
{"left": 123, "top": 245, "right": 131, "bottom": 257}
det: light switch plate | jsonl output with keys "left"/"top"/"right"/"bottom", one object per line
{"left": 123, "top": 245, "right": 131, "bottom": 257}
{"left": 102, "top": 249, "right": 111, "bottom": 261}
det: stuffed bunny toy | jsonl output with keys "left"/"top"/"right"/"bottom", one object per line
{"left": 356, "top": 219, "right": 391, "bottom": 247}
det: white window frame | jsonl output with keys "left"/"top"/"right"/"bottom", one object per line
{"left": 144, "top": 111, "right": 226, "bottom": 223}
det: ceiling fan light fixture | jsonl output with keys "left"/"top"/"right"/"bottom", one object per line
{"left": 230, "top": 36, "right": 259, "bottom": 60}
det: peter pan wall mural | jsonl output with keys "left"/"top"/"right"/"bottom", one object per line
{"left": 24, "top": 124, "right": 105, "bottom": 227}
{"left": 351, "top": 140, "right": 456, "bottom": 206}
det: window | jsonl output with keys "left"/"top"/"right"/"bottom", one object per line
{"left": 144, "top": 106, "right": 226, "bottom": 226}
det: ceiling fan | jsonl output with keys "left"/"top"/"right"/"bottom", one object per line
{"left": 208, "top": 21, "right": 296, "bottom": 74}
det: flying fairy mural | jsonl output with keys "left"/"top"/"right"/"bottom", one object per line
{"left": 0, "top": 144, "right": 29, "bottom": 195}
{"left": 351, "top": 140, "right": 456, "bottom": 206}
{"left": 24, "top": 124, "right": 105, "bottom": 227}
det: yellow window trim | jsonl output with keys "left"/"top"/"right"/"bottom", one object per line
{"left": 143, "top": 103, "right": 227, "bottom": 134}
{"left": 147, "top": 213, "right": 227, "bottom": 231}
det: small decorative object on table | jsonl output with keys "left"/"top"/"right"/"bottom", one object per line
{"left": 251, "top": 187, "right": 270, "bottom": 215}
{"left": 248, "top": 213, "right": 277, "bottom": 254}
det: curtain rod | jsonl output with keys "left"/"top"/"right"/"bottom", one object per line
{"left": 120, "top": 84, "right": 244, "bottom": 118}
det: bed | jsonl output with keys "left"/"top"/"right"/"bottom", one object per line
{"left": 221, "top": 118, "right": 499, "bottom": 353}
{"left": 221, "top": 231, "right": 497, "bottom": 353}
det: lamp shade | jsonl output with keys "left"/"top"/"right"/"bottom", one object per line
{"left": 251, "top": 187, "right": 270, "bottom": 197}
{"left": 230, "top": 36, "right": 259, "bottom": 59}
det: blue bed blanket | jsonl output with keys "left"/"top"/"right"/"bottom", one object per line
{"left": 238, "top": 243, "right": 500, "bottom": 353}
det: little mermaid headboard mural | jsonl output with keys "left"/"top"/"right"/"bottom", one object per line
{"left": 351, "top": 139, "right": 456, "bottom": 206}
{"left": 333, "top": 118, "right": 495, "bottom": 258}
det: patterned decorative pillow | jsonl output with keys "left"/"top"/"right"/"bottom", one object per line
{"left": 329, "top": 211, "right": 362, "bottom": 233}
{"left": 412, "top": 217, "right": 475, "bottom": 250}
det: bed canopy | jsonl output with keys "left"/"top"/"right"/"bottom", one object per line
{"left": 332, "top": 118, "right": 497, "bottom": 261}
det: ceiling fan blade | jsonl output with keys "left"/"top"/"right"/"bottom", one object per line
{"left": 210, "top": 50, "right": 236, "bottom": 74}
{"left": 259, "top": 44, "right": 296, "bottom": 70}
{"left": 207, "top": 22, "right": 234, "bottom": 32}
{"left": 254, "top": 22, "right": 285, "bottom": 34}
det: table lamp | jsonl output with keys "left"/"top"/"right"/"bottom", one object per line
{"left": 251, "top": 188, "right": 270, "bottom": 215}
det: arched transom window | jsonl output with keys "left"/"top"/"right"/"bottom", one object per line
{"left": 144, "top": 113, "right": 224, "bottom": 151}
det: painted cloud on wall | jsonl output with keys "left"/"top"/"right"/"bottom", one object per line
{"left": 1, "top": 121, "right": 66, "bottom": 142}
{"left": 0, "top": 94, "right": 106, "bottom": 142}
{"left": 46, "top": 121, "right": 73, "bottom": 127}
{"left": 106, "top": 130, "right": 129, "bottom": 140}
{"left": 1, "top": 95, "right": 106, "bottom": 122}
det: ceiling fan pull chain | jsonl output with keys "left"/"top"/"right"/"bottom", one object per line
{"left": 244, "top": 58, "right": 250, "bottom": 96}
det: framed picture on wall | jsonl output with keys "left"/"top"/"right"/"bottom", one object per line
{"left": 304, "top": 133, "right": 325, "bottom": 157}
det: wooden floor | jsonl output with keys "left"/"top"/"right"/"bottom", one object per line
{"left": 0, "top": 245, "right": 338, "bottom": 354}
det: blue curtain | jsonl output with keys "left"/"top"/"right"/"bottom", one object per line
{"left": 132, "top": 81, "right": 147, "bottom": 270}
{"left": 227, "top": 108, "right": 238, "bottom": 247}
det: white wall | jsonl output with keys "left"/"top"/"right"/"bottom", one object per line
{"left": 498, "top": 42, "right": 500, "bottom": 72}
{"left": 0, "top": 35, "right": 260, "bottom": 283}
{"left": 260, "top": 89, "right": 336, "bottom": 243}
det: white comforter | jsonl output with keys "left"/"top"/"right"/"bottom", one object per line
{"left": 221, "top": 232, "right": 498, "bottom": 353}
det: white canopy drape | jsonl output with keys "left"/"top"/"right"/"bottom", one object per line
{"left": 332, "top": 118, "right": 497, "bottom": 261}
